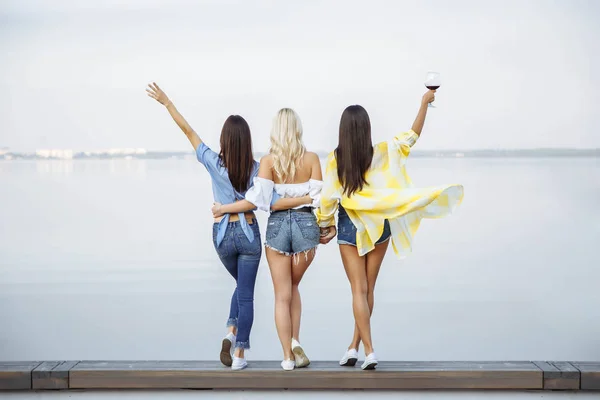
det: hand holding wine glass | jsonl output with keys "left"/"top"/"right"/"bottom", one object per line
{"left": 424, "top": 72, "right": 441, "bottom": 108}
{"left": 422, "top": 90, "right": 436, "bottom": 106}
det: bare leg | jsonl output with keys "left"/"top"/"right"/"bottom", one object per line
{"left": 339, "top": 244, "right": 373, "bottom": 355}
{"left": 290, "top": 250, "right": 315, "bottom": 341}
{"left": 266, "top": 248, "right": 294, "bottom": 360}
{"left": 348, "top": 240, "right": 389, "bottom": 351}
{"left": 290, "top": 285, "right": 302, "bottom": 341}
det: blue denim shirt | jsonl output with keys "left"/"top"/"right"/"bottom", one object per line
{"left": 196, "top": 143, "right": 259, "bottom": 247}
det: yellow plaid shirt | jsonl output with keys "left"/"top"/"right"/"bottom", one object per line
{"left": 316, "top": 130, "right": 464, "bottom": 258}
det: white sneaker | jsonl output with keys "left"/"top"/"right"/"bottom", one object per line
{"left": 339, "top": 348, "right": 359, "bottom": 367}
{"left": 361, "top": 352, "right": 378, "bottom": 370}
{"left": 220, "top": 333, "right": 236, "bottom": 367}
{"left": 291, "top": 338, "right": 310, "bottom": 368}
{"left": 231, "top": 356, "right": 247, "bottom": 371}
{"left": 281, "top": 359, "right": 296, "bottom": 371}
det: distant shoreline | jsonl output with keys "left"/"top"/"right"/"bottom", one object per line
{"left": 0, "top": 149, "right": 598, "bottom": 160}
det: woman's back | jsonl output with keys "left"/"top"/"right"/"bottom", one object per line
{"left": 241, "top": 110, "right": 322, "bottom": 212}
{"left": 265, "top": 152, "right": 320, "bottom": 185}
{"left": 254, "top": 152, "right": 321, "bottom": 203}
{"left": 360, "top": 140, "right": 411, "bottom": 192}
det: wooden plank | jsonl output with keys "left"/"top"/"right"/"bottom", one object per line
{"left": 0, "top": 361, "right": 41, "bottom": 390}
{"left": 32, "top": 361, "right": 79, "bottom": 390}
{"left": 70, "top": 360, "right": 542, "bottom": 390}
{"left": 571, "top": 362, "right": 600, "bottom": 390}
{"left": 31, "top": 362, "right": 60, "bottom": 390}
{"left": 533, "top": 361, "right": 560, "bottom": 386}
{"left": 550, "top": 362, "right": 580, "bottom": 390}
{"left": 534, "top": 361, "right": 580, "bottom": 390}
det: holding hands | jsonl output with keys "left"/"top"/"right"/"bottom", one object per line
{"left": 319, "top": 226, "right": 337, "bottom": 244}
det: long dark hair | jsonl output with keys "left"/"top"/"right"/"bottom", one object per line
{"left": 334, "top": 105, "right": 373, "bottom": 197}
{"left": 219, "top": 115, "right": 254, "bottom": 193}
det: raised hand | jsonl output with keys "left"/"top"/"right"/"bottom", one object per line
{"left": 422, "top": 89, "right": 436, "bottom": 105}
{"left": 146, "top": 82, "right": 171, "bottom": 107}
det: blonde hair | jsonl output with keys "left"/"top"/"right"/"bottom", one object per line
{"left": 269, "top": 108, "right": 305, "bottom": 183}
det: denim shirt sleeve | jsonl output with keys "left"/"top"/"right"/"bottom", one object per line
{"left": 196, "top": 142, "right": 219, "bottom": 169}
{"left": 270, "top": 190, "right": 281, "bottom": 208}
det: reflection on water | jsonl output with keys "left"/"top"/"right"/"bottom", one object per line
{"left": 0, "top": 159, "right": 152, "bottom": 177}
{"left": 32, "top": 159, "right": 150, "bottom": 176}
{"left": 0, "top": 158, "right": 599, "bottom": 363}
{"left": 36, "top": 160, "right": 75, "bottom": 175}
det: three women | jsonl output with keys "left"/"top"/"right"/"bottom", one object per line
{"left": 148, "top": 83, "right": 463, "bottom": 371}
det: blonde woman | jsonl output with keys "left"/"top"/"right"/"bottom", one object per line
{"left": 212, "top": 108, "right": 322, "bottom": 370}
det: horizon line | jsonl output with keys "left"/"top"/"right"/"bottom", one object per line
{"left": 1, "top": 147, "right": 599, "bottom": 154}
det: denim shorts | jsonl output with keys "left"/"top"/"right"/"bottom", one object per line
{"left": 265, "top": 208, "right": 320, "bottom": 256}
{"left": 337, "top": 205, "right": 391, "bottom": 246}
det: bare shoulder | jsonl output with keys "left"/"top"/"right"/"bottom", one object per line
{"left": 305, "top": 151, "right": 323, "bottom": 179}
{"left": 257, "top": 154, "right": 275, "bottom": 179}
{"left": 304, "top": 151, "right": 320, "bottom": 164}
{"left": 260, "top": 154, "right": 274, "bottom": 166}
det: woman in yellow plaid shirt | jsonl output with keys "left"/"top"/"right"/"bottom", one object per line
{"left": 317, "top": 90, "right": 464, "bottom": 370}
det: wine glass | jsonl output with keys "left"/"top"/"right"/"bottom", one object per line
{"left": 424, "top": 71, "right": 441, "bottom": 108}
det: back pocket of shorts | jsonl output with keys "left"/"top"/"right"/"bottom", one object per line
{"left": 297, "top": 217, "right": 319, "bottom": 242}
{"left": 266, "top": 217, "right": 284, "bottom": 241}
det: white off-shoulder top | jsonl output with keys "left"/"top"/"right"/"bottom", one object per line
{"left": 245, "top": 177, "right": 323, "bottom": 212}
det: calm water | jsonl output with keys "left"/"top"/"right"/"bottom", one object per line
{"left": 0, "top": 157, "right": 599, "bottom": 362}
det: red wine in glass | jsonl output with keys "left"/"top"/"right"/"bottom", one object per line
{"left": 424, "top": 72, "right": 441, "bottom": 107}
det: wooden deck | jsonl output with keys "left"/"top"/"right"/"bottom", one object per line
{"left": 1, "top": 360, "right": 599, "bottom": 391}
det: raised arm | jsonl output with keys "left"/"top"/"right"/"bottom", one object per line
{"left": 146, "top": 82, "right": 201, "bottom": 150}
{"left": 411, "top": 90, "right": 436, "bottom": 136}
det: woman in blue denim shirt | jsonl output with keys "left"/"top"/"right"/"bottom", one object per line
{"left": 146, "top": 83, "right": 304, "bottom": 371}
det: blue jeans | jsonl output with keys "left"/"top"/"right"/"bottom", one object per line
{"left": 337, "top": 205, "right": 391, "bottom": 246}
{"left": 212, "top": 219, "right": 262, "bottom": 349}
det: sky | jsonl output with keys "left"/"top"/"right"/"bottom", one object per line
{"left": 0, "top": 0, "right": 598, "bottom": 152}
